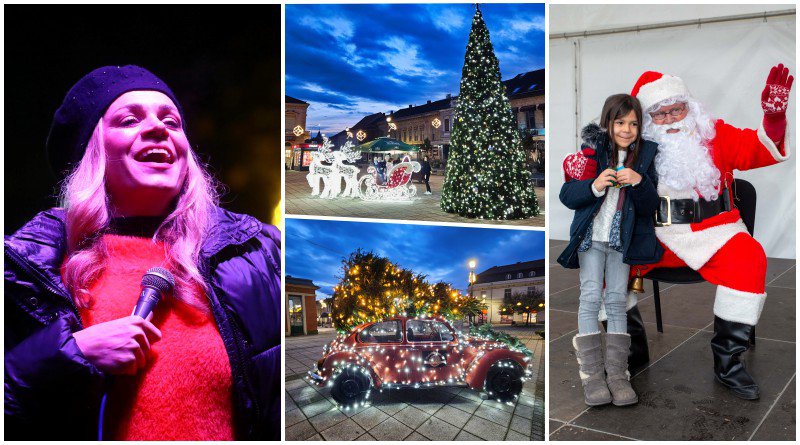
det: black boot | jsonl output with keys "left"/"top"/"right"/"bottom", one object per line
{"left": 627, "top": 306, "right": 650, "bottom": 374}
{"left": 711, "top": 316, "right": 759, "bottom": 400}
{"left": 602, "top": 305, "right": 650, "bottom": 374}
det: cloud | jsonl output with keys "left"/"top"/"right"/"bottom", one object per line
{"left": 298, "top": 14, "right": 377, "bottom": 71}
{"left": 429, "top": 6, "right": 469, "bottom": 34}
{"left": 495, "top": 17, "right": 545, "bottom": 42}
{"left": 286, "top": 4, "right": 544, "bottom": 135}
{"left": 299, "top": 14, "right": 354, "bottom": 40}
{"left": 377, "top": 36, "right": 446, "bottom": 79}
{"left": 385, "top": 76, "right": 408, "bottom": 87}
{"left": 298, "top": 82, "right": 327, "bottom": 94}
{"left": 301, "top": 90, "right": 404, "bottom": 133}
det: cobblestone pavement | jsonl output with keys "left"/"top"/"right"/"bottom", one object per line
{"left": 549, "top": 239, "right": 796, "bottom": 441}
{"left": 285, "top": 325, "right": 545, "bottom": 441}
{"left": 285, "top": 168, "right": 545, "bottom": 227}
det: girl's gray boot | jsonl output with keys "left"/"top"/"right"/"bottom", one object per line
{"left": 605, "top": 333, "right": 638, "bottom": 406}
{"left": 573, "top": 333, "right": 612, "bottom": 406}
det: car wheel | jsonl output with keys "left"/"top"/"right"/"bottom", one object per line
{"left": 330, "top": 366, "right": 371, "bottom": 406}
{"left": 484, "top": 360, "right": 524, "bottom": 402}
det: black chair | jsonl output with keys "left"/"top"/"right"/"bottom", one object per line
{"left": 644, "top": 179, "right": 757, "bottom": 344}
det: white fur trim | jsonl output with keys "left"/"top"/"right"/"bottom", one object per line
{"left": 598, "top": 292, "right": 638, "bottom": 321}
{"left": 656, "top": 220, "right": 747, "bottom": 270}
{"left": 637, "top": 75, "right": 690, "bottom": 111}
{"left": 757, "top": 119, "right": 791, "bottom": 162}
{"left": 656, "top": 184, "right": 696, "bottom": 200}
{"left": 713, "top": 285, "right": 767, "bottom": 325}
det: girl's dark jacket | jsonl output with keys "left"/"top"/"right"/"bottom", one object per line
{"left": 4, "top": 207, "right": 281, "bottom": 440}
{"left": 557, "top": 123, "right": 664, "bottom": 269}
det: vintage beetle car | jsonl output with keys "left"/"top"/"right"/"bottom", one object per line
{"left": 307, "top": 316, "right": 532, "bottom": 406}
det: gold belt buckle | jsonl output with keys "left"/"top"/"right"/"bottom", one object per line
{"left": 655, "top": 196, "right": 671, "bottom": 227}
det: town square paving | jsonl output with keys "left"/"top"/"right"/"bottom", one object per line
{"left": 285, "top": 325, "right": 545, "bottom": 441}
{"left": 285, "top": 168, "right": 545, "bottom": 227}
{"left": 548, "top": 239, "right": 796, "bottom": 441}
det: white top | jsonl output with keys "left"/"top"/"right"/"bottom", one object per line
{"left": 590, "top": 151, "right": 626, "bottom": 242}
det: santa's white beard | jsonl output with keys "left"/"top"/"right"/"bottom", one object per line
{"left": 647, "top": 118, "right": 721, "bottom": 201}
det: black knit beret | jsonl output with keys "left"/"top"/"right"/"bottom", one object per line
{"left": 46, "top": 65, "right": 184, "bottom": 179}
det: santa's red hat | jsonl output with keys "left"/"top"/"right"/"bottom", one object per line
{"left": 631, "top": 71, "right": 690, "bottom": 111}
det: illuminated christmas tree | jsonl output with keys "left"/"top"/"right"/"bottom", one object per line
{"left": 332, "top": 249, "right": 467, "bottom": 332}
{"left": 441, "top": 5, "right": 539, "bottom": 219}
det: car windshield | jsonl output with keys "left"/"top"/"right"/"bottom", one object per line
{"left": 406, "top": 320, "right": 455, "bottom": 342}
{"left": 358, "top": 320, "right": 402, "bottom": 343}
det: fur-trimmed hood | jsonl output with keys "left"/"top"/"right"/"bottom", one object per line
{"left": 581, "top": 123, "right": 610, "bottom": 150}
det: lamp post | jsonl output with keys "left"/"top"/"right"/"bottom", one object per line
{"left": 468, "top": 259, "right": 476, "bottom": 297}
{"left": 386, "top": 115, "right": 397, "bottom": 138}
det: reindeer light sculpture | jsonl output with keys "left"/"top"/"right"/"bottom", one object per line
{"left": 332, "top": 141, "right": 362, "bottom": 198}
{"left": 307, "top": 139, "right": 337, "bottom": 198}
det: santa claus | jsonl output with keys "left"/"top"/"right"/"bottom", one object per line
{"left": 627, "top": 64, "right": 793, "bottom": 400}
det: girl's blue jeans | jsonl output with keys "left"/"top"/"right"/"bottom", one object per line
{"left": 577, "top": 241, "right": 630, "bottom": 334}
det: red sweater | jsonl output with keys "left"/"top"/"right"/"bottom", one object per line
{"left": 77, "top": 235, "right": 234, "bottom": 440}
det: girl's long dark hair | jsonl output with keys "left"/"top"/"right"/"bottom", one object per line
{"left": 600, "top": 94, "right": 642, "bottom": 168}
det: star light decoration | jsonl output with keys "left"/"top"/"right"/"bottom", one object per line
{"left": 431, "top": 118, "right": 442, "bottom": 129}
{"left": 306, "top": 314, "right": 534, "bottom": 411}
{"left": 292, "top": 125, "right": 304, "bottom": 137}
{"left": 388, "top": 122, "right": 397, "bottom": 131}
{"left": 440, "top": 7, "right": 540, "bottom": 220}
{"left": 356, "top": 129, "right": 367, "bottom": 141}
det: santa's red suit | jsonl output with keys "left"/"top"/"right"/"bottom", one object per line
{"left": 629, "top": 71, "right": 791, "bottom": 326}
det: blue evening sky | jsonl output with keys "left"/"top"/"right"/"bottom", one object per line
{"left": 286, "top": 219, "right": 545, "bottom": 299}
{"left": 286, "top": 3, "right": 545, "bottom": 135}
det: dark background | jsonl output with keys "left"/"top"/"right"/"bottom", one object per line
{"left": 4, "top": 5, "right": 281, "bottom": 233}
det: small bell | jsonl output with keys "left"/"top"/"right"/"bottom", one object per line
{"left": 629, "top": 268, "right": 645, "bottom": 294}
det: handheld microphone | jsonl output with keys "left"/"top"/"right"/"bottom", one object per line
{"left": 133, "top": 267, "right": 175, "bottom": 319}
{"left": 99, "top": 267, "right": 175, "bottom": 440}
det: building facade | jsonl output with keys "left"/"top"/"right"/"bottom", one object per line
{"left": 378, "top": 69, "right": 545, "bottom": 168}
{"left": 285, "top": 95, "right": 311, "bottom": 168}
{"left": 468, "top": 260, "right": 546, "bottom": 324}
{"left": 285, "top": 276, "right": 319, "bottom": 336}
{"left": 390, "top": 96, "right": 456, "bottom": 164}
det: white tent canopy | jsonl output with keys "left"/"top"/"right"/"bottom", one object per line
{"left": 549, "top": 4, "right": 796, "bottom": 259}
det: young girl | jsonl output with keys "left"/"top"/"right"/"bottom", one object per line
{"left": 558, "top": 94, "right": 662, "bottom": 406}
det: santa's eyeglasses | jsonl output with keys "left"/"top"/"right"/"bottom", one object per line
{"left": 649, "top": 103, "right": 687, "bottom": 122}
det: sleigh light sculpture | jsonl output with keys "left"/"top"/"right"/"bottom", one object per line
{"left": 358, "top": 155, "right": 421, "bottom": 202}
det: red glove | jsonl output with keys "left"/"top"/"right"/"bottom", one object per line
{"left": 761, "top": 63, "right": 793, "bottom": 143}
{"left": 563, "top": 147, "right": 597, "bottom": 182}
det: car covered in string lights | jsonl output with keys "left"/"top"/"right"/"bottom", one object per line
{"left": 307, "top": 316, "right": 532, "bottom": 407}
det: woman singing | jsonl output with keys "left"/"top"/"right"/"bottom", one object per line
{"left": 5, "top": 66, "right": 281, "bottom": 440}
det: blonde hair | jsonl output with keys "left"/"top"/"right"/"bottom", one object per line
{"left": 60, "top": 120, "right": 219, "bottom": 311}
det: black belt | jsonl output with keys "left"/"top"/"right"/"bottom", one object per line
{"left": 655, "top": 189, "right": 730, "bottom": 226}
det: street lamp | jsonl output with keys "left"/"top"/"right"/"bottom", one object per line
{"left": 467, "top": 259, "right": 477, "bottom": 297}
{"left": 386, "top": 116, "right": 396, "bottom": 138}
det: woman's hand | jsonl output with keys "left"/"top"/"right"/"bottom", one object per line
{"left": 616, "top": 168, "right": 642, "bottom": 186}
{"left": 593, "top": 169, "right": 617, "bottom": 191}
{"left": 72, "top": 315, "right": 162, "bottom": 375}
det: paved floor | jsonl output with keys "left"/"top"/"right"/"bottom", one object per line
{"left": 285, "top": 325, "right": 545, "bottom": 441}
{"left": 285, "top": 168, "right": 545, "bottom": 227}
{"left": 548, "top": 240, "right": 796, "bottom": 441}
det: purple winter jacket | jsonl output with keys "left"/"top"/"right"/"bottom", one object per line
{"left": 4, "top": 207, "right": 281, "bottom": 440}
